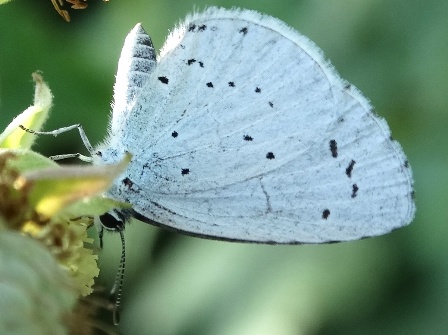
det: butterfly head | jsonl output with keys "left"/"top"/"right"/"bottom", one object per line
{"left": 98, "top": 209, "right": 131, "bottom": 232}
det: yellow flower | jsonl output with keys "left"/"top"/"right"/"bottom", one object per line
{"left": 25, "top": 218, "right": 100, "bottom": 297}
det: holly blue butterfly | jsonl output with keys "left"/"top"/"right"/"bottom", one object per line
{"left": 91, "top": 7, "right": 415, "bottom": 244}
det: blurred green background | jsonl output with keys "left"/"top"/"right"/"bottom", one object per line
{"left": 1, "top": 0, "right": 447, "bottom": 334}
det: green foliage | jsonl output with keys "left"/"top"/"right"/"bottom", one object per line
{"left": 0, "top": 1, "right": 446, "bottom": 334}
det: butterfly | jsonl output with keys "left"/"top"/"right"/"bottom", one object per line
{"left": 86, "top": 7, "right": 416, "bottom": 245}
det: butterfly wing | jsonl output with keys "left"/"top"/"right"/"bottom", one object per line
{"left": 101, "top": 7, "right": 415, "bottom": 243}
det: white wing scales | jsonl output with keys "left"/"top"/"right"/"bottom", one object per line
{"left": 98, "top": 7, "right": 415, "bottom": 243}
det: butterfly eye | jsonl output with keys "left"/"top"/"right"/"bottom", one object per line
{"left": 99, "top": 211, "right": 126, "bottom": 231}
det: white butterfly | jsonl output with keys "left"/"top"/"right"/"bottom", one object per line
{"left": 92, "top": 7, "right": 415, "bottom": 244}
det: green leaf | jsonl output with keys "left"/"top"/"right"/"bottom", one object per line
{"left": 21, "top": 153, "right": 131, "bottom": 218}
{"left": 1, "top": 148, "right": 58, "bottom": 172}
{"left": 0, "top": 73, "right": 53, "bottom": 149}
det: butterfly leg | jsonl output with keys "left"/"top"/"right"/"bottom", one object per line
{"left": 19, "top": 123, "right": 95, "bottom": 162}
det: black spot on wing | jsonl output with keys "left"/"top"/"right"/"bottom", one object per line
{"left": 186, "top": 59, "right": 204, "bottom": 67}
{"left": 188, "top": 24, "right": 207, "bottom": 32}
{"left": 351, "top": 184, "right": 359, "bottom": 198}
{"left": 123, "top": 177, "right": 133, "bottom": 188}
{"left": 266, "top": 152, "right": 275, "bottom": 159}
{"left": 346, "top": 160, "right": 356, "bottom": 178}
{"left": 243, "top": 135, "right": 253, "bottom": 141}
{"left": 255, "top": 87, "right": 261, "bottom": 93}
{"left": 404, "top": 160, "right": 409, "bottom": 168}
{"left": 181, "top": 168, "right": 190, "bottom": 175}
{"left": 228, "top": 81, "right": 235, "bottom": 87}
{"left": 158, "top": 76, "right": 169, "bottom": 84}
{"left": 122, "top": 177, "right": 141, "bottom": 193}
{"left": 269, "top": 101, "right": 273, "bottom": 107}
{"left": 206, "top": 82, "right": 214, "bottom": 88}
{"left": 329, "top": 140, "right": 338, "bottom": 158}
{"left": 172, "top": 131, "right": 178, "bottom": 138}
{"left": 239, "top": 27, "right": 248, "bottom": 35}
{"left": 322, "top": 209, "right": 330, "bottom": 219}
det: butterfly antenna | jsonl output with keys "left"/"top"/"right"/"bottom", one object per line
{"left": 110, "top": 229, "right": 126, "bottom": 325}
{"left": 98, "top": 225, "right": 104, "bottom": 249}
